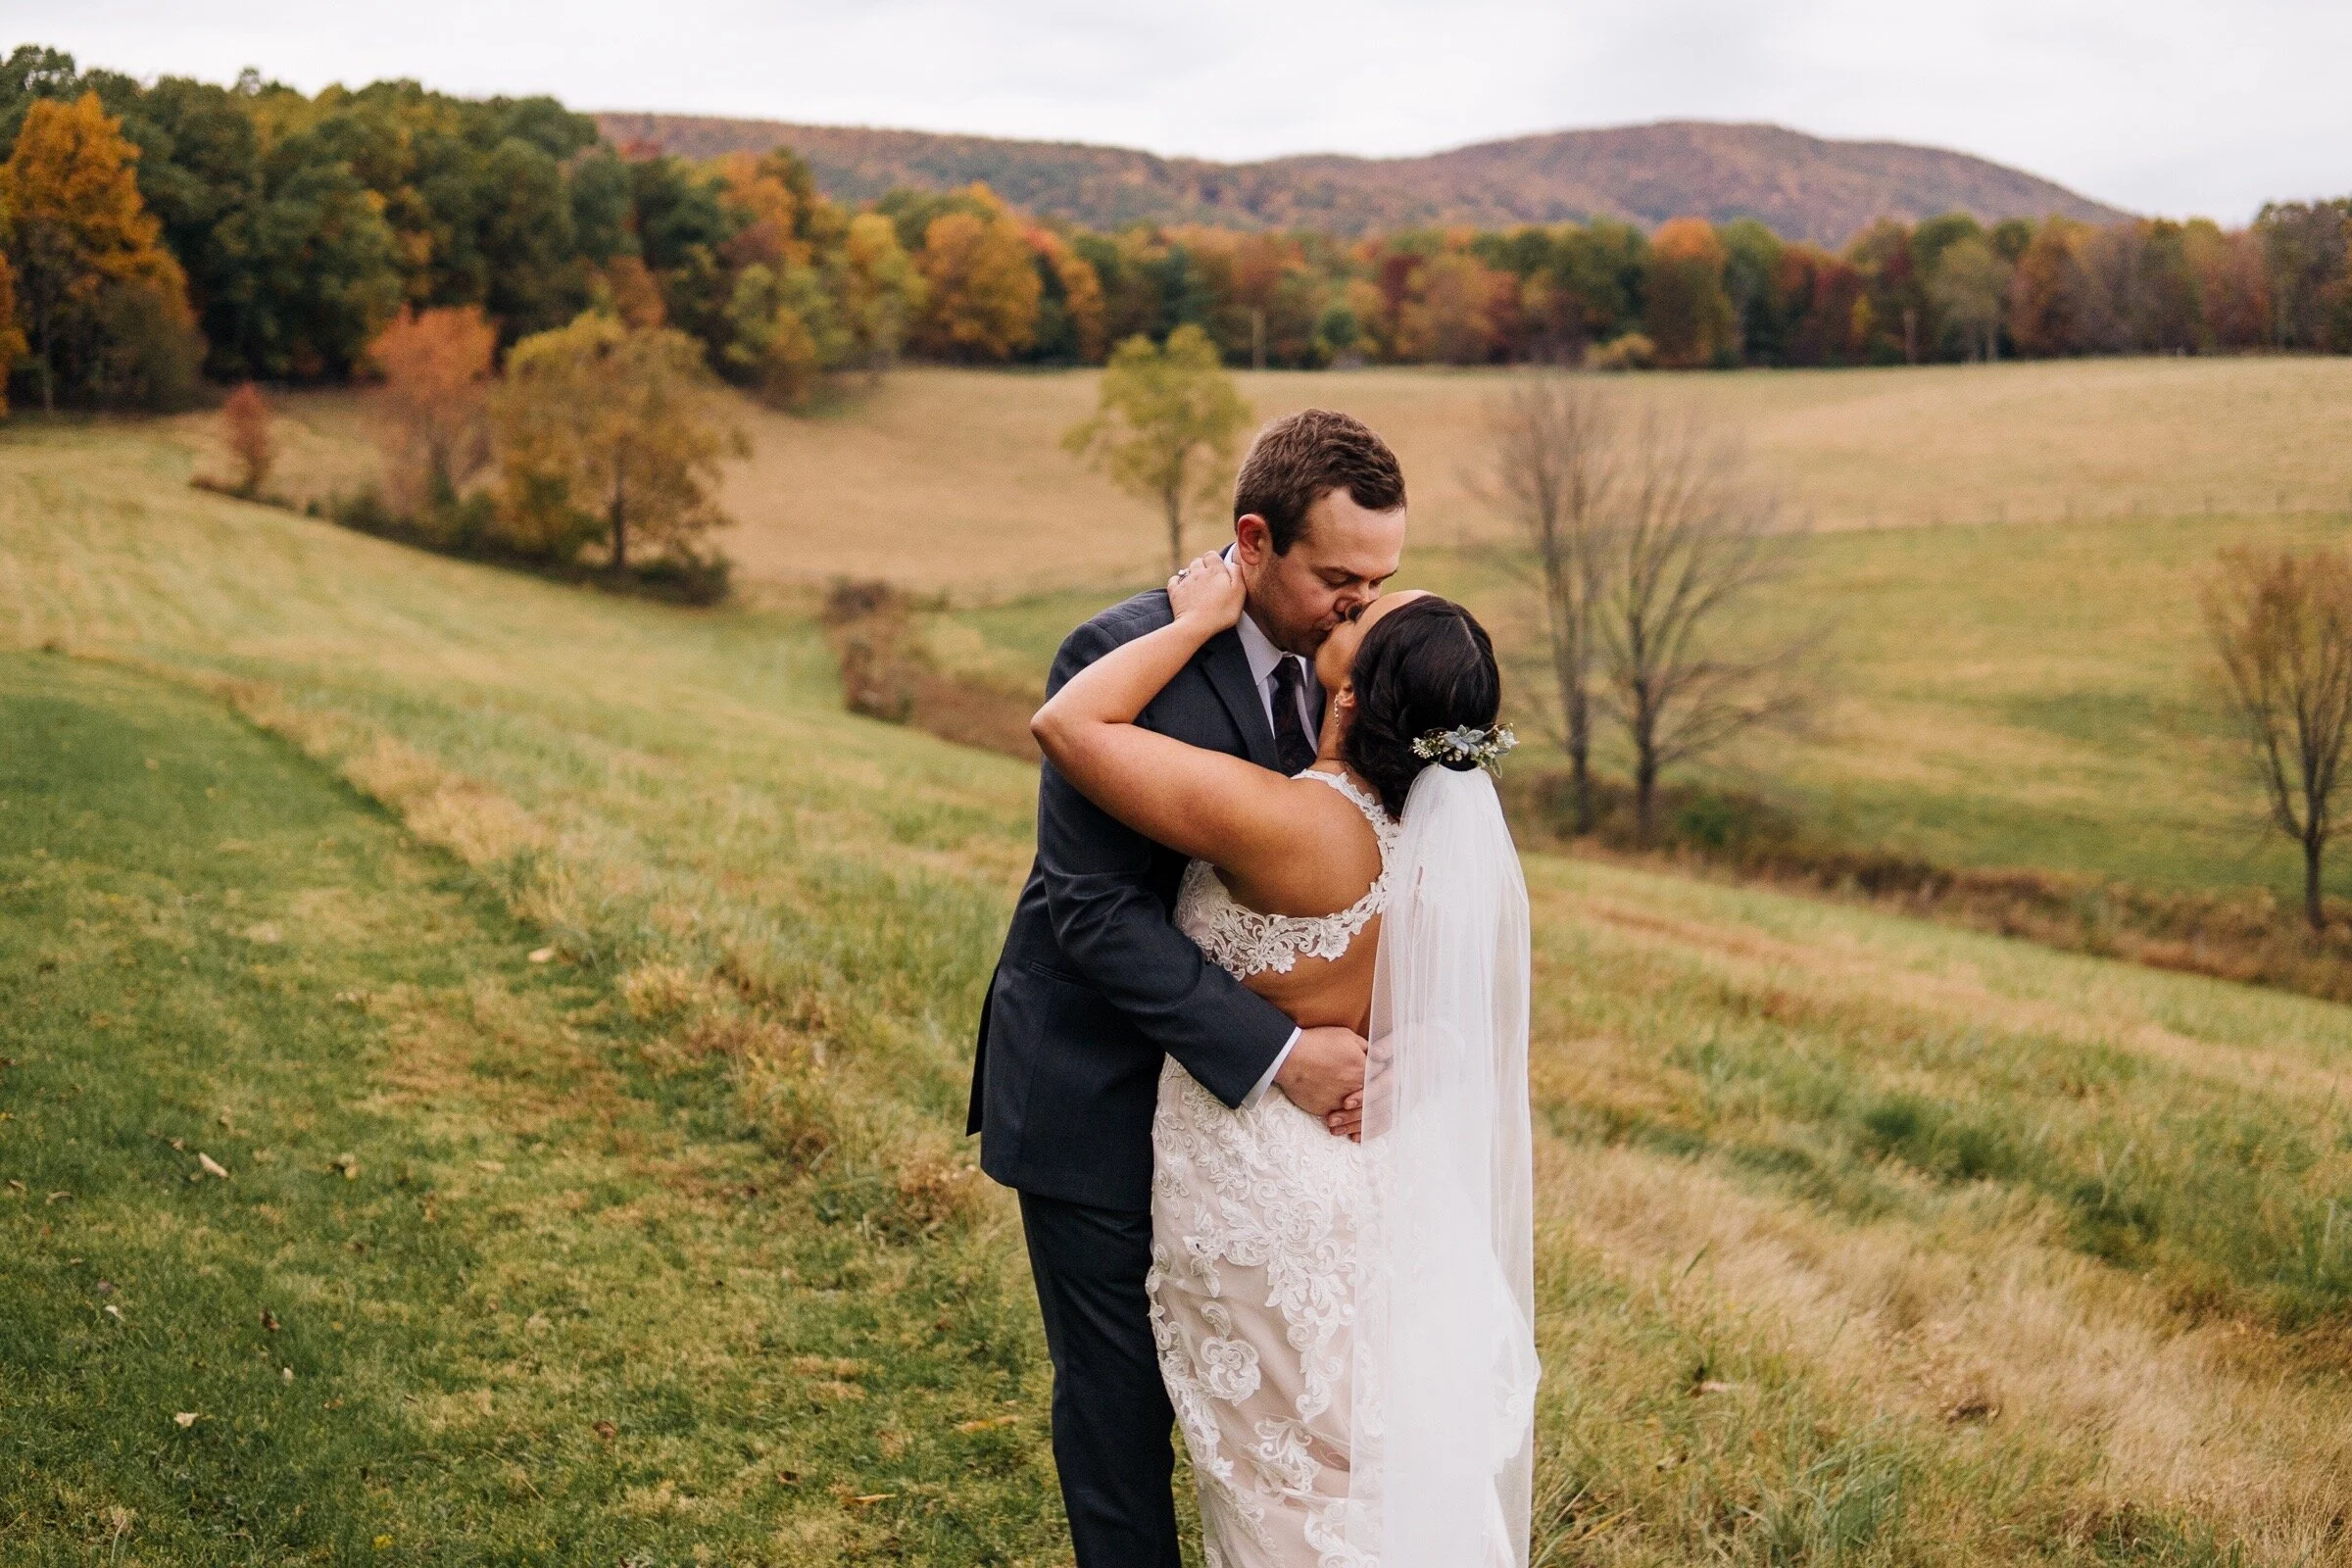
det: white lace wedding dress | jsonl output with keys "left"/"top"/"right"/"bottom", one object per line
{"left": 1148, "top": 767, "right": 1397, "bottom": 1568}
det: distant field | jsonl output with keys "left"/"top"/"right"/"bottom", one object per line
{"left": 206, "top": 357, "right": 2352, "bottom": 602}
{"left": 935, "top": 504, "right": 2340, "bottom": 904}
{"left": 11, "top": 416, "right": 2352, "bottom": 1561}
{"left": 154, "top": 356, "right": 2352, "bottom": 906}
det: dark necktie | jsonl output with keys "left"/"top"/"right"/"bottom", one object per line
{"left": 1269, "top": 657, "right": 1316, "bottom": 776}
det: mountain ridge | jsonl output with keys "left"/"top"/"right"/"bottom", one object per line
{"left": 592, "top": 113, "right": 2131, "bottom": 246}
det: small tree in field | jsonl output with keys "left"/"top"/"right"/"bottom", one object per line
{"left": 368, "top": 305, "right": 499, "bottom": 514}
{"left": 1598, "top": 407, "right": 1811, "bottom": 839}
{"left": 1063, "top": 324, "right": 1252, "bottom": 573}
{"left": 492, "top": 312, "right": 747, "bottom": 571}
{"left": 1479, "top": 368, "right": 1621, "bottom": 833}
{"left": 2203, "top": 547, "right": 2352, "bottom": 930}
{"left": 220, "top": 382, "right": 273, "bottom": 497}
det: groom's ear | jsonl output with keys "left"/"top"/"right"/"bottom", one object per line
{"left": 1234, "top": 514, "right": 1273, "bottom": 565}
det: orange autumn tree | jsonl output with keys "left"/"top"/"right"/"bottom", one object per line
{"left": 913, "top": 185, "right": 1041, "bottom": 362}
{"left": 1029, "top": 227, "right": 1106, "bottom": 364}
{"left": 220, "top": 382, "right": 275, "bottom": 496}
{"left": 368, "top": 305, "right": 500, "bottom": 513}
{"left": 1, "top": 92, "right": 193, "bottom": 412}
{"left": 1642, "top": 218, "right": 1737, "bottom": 368}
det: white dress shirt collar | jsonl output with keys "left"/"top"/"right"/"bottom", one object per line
{"left": 1234, "top": 604, "right": 1290, "bottom": 693}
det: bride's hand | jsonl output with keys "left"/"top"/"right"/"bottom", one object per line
{"left": 1168, "top": 551, "right": 1245, "bottom": 633}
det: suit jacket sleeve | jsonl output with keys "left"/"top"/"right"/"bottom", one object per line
{"left": 1034, "top": 615, "right": 1297, "bottom": 1108}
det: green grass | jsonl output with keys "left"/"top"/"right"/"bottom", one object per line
{"left": 12, "top": 414, "right": 2352, "bottom": 1563}
{"left": 929, "top": 504, "right": 2349, "bottom": 907}
{"left": 0, "top": 652, "right": 1058, "bottom": 1563}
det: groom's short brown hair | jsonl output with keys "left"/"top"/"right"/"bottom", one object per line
{"left": 1233, "top": 409, "right": 1405, "bottom": 555}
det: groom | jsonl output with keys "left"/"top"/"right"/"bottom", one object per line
{"left": 967, "top": 408, "right": 1409, "bottom": 1565}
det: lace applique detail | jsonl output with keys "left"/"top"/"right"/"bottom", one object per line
{"left": 1152, "top": 767, "right": 1396, "bottom": 1567}
{"left": 1175, "top": 769, "right": 1398, "bottom": 979}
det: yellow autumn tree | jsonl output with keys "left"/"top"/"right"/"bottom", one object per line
{"left": 913, "top": 186, "right": 1041, "bottom": 362}
{"left": 840, "top": 212, "right": 926, "bottom": 376}
{"left": 492, "top": 312, "right": 748, "bottom": 570}
{"left": 1, "top": 92, "right": 196, "bottom": 411}
{"left": 1642, "top": 217, "right": 1737, "bottom": 369}
{"left": 1063, "top": 324, "right": 1252, "bottom": 571}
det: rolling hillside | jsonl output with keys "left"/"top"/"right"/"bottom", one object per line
{"left": 593, "top": 114, "right": 2129, "bottom": 245}
{"left": 10, "top": 414, "right": 2352, "bottom": 1562}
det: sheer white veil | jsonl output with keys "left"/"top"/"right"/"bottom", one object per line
{"left": 1344, "top": 761, "right": 1539, "bottom": 1567}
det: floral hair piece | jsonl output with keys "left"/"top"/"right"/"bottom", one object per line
{"left": 1412, "top": 723, "right": 1518, "bottom": 770}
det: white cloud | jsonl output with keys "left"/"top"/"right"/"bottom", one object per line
{"left": 17, "top": 0, "right": 2350, "bottom": 220}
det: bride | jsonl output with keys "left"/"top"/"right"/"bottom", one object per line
{"left": 1031, "top": 552, "right": 1539, "bottom": 1568}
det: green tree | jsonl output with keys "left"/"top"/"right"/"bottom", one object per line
{"left": 722, "top": 260, "right": 845, "bottom": 409}
{"left": 1062, "top": 323, "right": 1252, "bottom": 571}
{"left": 1717, "top": 219, "right": 1786, "bottom": 365}
{"left": 492, "top": 312, "right": 748, "bottom": 571}
{"left": 1927, "top": 236, "right": 2010, "bottom": 362}
{"left": 838, "top": 212, "right": 924, "bottom": 376}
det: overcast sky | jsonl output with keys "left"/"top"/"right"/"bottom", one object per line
{"left": 16, "top": 0, "right": 2349, "bottom": 221}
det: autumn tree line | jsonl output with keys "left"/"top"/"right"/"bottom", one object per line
{"left": 7, "top": 44, "right": 2352, "bottom": 421}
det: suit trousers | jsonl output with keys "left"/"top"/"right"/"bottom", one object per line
{"left": 1018, "top": 1190, "right": 1184, "bottom": 1568}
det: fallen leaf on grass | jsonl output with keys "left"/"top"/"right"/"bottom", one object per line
{"left": 528, "top": 947, "right": 556, "bottom": 964}
{"left": 5, "top": 1180, "right": 24, "bottom": 1193}
{"left": 955, "top": 1415, "right": 1019, "bottom": 1433}
{"left": 104, "top": 1304, "right": 122, "bottom": 1321}
{"left": 45, "top": 1191, "right": 69, "bottom": 1203}
{"left": 1695, "top": 1380, "right": 1738, "bottom": 1396}
{"left": 848, "top": 1494, "right": 895, "bottom": 1507}
{"left": 260, "top": 1309, "right": 279, "bottom": 1331}
{"left": 197, "top": 1152, "right": 229, "bottom": 1179}
{"left": 330, "top": 1153, "right": 360, "bottom": 1179}
{"left": 173, "top": 1412, "right": 200, "bottom": 1428}
{"left": 592, "top": 1420, "right": 617, "bottom": 1442}
{"left": 95, "top": 1280, "right": 114, "bottom": 1295}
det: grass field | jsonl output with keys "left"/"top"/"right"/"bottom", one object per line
{"left": 201, "top": 357, "right": 2352, "bottom": 601}
{"left": 173, "top": 357, "right": 2352, "bottom": 910}
{"left": 10, "top": 411, "right": 2352, "bottom": 1563}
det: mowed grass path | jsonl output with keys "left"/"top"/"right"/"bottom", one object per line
{"left": 7, "top": 417, "right": 2352, "bottom": 1563}
{"left": 0, "top": 654, "right": 1055, "bottom": 1562}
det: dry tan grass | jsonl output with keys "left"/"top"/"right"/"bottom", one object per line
{"left": 1543, "top": 1140, "right": 2352, "bottom": 1561}
{"left": 706, "top": 358, "right": 2352, "bottom": 598}
{"left": 174, "top": 357, "right": 2352, "bottom": 602}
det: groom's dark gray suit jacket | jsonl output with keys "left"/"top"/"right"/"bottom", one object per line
{"left": 967, "top": 588, "right": 1298, "bottom": 1211}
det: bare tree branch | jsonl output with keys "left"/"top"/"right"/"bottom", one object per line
{"left": 2204, "top": 546, "right": 2352, "bottom": 929}
{"left": 1593, "top": 403, "right": 1816, "bottom": 838}
{"left": 1472, "top": 368, "right": 1623, "bottom": 833}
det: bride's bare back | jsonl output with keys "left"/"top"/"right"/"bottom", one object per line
{"left": 1202, "top": 766, "right": 1390, "bottom": 1034}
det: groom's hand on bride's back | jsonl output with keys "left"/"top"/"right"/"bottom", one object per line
{"left": 1275, "top": 1025, "right": 1367, "bottom": 1123}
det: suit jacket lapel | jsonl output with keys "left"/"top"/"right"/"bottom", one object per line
{"left": 1200, "top": 628, "right": 1280, "bottom": 771}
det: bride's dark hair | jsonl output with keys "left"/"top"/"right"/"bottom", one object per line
{"left": 1341, "top": 596, "right": 1501, "bottom": 817}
